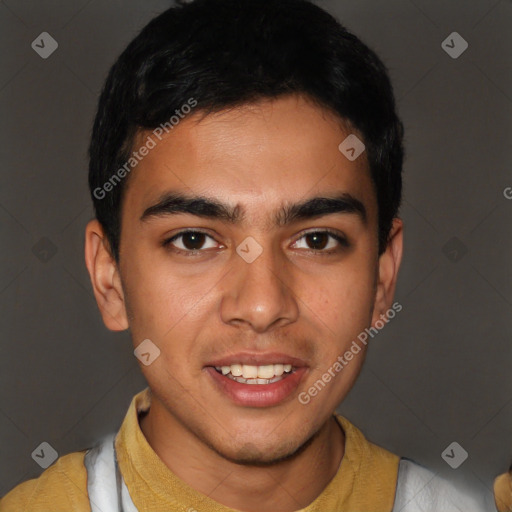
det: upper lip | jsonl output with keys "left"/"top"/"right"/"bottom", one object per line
{"left": 206, "top": 352, "right": 308, "bottom": 368}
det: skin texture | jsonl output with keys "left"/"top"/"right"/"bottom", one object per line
{"left": 85, "top": 94, "right": 403, "bottom": 512}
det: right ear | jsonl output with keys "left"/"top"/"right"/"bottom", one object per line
{"left": 84, "top": 219, "right": 129, "bottom": 331}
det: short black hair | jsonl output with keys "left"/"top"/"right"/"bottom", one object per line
{"left": 88, "top": 0, "right": 404, "bottom": 262}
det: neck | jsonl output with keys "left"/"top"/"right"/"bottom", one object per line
{"left": 139, "top": 401, "right": 345, "bottom": 512}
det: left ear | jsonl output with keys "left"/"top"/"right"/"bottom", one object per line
{"left": 371, "top": 218, "right": 403, "bottom": 325}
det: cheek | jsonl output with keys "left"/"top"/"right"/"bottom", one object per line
{"left": 122, "top": 252, "right": 217, "bottom": 344}
{"left": 302, "top": 263, "right": 376, "bottom": 342}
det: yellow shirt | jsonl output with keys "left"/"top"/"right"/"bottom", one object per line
{"left": 495, "top": 470, "right": 512, "bottom": 512}
{"left": 0, "top": 388, "right": 400, "bottom": 512}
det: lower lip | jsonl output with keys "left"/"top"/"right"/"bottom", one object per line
{"left": 205, "top": 367, "right": 308, "bottom": 407}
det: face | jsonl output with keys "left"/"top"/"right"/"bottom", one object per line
{"left": 86, "top": 94, "right": 402, "bottom": 465}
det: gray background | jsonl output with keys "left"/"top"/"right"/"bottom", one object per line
{"left": 0, "top": 0, "right": 510, "bottom": 501}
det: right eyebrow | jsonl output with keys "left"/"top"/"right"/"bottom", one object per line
{"left": 140, "top": 192, "right": 243, "bottom": 224}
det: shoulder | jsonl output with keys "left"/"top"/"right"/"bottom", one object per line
{"left": 494, "top": 469, "right": 512, "bottom": 512}
{"left": 394, "top": 458, "right": 493, "bottom": 512}
{"left": 0, "top": 450, "right": 90, "bottom": 512}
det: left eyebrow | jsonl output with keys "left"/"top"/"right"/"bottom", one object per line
{"left": 139, "top": 191, "right": 367, "bottom": 226}
{"left": 275, "top": 194, "right": 367, "bottom": 227}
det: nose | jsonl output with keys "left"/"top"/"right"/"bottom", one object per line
{"left": 219, "top": 242, "right": 299, "bottom": 333}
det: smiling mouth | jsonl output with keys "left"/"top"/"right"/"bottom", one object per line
{"left": 213, "top": 363, "right": 296, "bottom": 385}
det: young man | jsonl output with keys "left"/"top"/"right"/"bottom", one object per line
{"left": 0, "top": 0, "right": 493, "bottom": 510}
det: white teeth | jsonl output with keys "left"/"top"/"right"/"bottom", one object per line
{"left": 242, "top": 365, "right": 258, "bottom": 379}
{"left": 214, "top": 363, "right": 295, "bottom": 384}
{"left": 257, "top": 365, "right": 274, "bottom": 379}
{"left": 231, "top": 364, "right": 243, "bottom": 377}
{"left": 274, "top": 364, "right": 284, "bottom": 376}
{"left": 226, "top": 375, "right": 271, "bottom": 385}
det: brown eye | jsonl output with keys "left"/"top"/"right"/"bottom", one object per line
{"left": 163, "top": 231, "right": 218, "bottom": 253}
{"left": 305, "top": 232, "right": 330, "bottom": 250}
{"left": 180, "top": 232, "right": 207, "bottom": 250}
{"left": 292, "top": 230, "right": 348, "bottom": 252}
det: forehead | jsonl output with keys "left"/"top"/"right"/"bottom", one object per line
{"left": 122, "top": 95, "right": 377, "bottom": 226}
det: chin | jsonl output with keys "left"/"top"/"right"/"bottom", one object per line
{"left": 209, "top": 430, "right": 318, "bottom": 467}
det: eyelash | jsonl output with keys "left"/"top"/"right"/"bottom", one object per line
{"left": 162, "top": 229, "right": 349, "bottom": 256}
